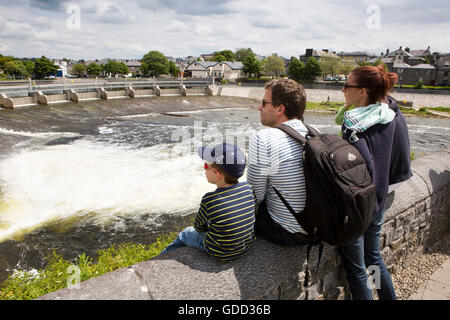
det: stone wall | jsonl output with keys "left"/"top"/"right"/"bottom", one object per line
{"left": 38, "top": 147, "right": 450, "bottom": 300}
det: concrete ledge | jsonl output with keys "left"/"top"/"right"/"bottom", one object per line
{"left": 36, "top": 147, "right": 450, "bottom": 300}
{"left": 34, "top": 91, "right": 48, "bottom": 105}
{"left": 0, "top": 93, "right": 14, "bottom": 109}
{"left": 98, "top": 88, "right": 107, "bottom": 100}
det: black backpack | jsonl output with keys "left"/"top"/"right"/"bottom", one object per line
{"left": 273, "top": 123, "right": 377, "bottom": 288}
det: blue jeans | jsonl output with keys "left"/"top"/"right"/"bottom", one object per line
{"left": 160, "top": 226, "right": 207, "bottom": 255}
{"left": 339, "top": 207, "right": 397, "bottom": 300}
{"left": 255, "top": 201, "right": 308, "bottom": 246}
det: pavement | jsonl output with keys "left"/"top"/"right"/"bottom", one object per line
{"left": 409, "top": 258, "right": 450, "bottom": 300}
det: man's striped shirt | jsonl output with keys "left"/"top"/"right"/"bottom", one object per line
{"left": 194, "top": 182, "right": 256, "bottom": 262}
{"left": 247, "top": 119, "right": 309, "bottom": 234}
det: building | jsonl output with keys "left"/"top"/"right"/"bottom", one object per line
{"left": 337, "top": 51, "right": 371, "bottom": 63}
{"left": 184, "top": 61, "right": 244, "bottom": 80}
{"left": 300, "top": 49, "right": 340, "bottom": 63}
{"left": 124, "top": 60, "right": 142, "bottom": 76}
{"left": 366, "top": 46, "right": 437, "bottom": 85}
{"left": 436, "top": 54, "right": 450, "bottom": 86}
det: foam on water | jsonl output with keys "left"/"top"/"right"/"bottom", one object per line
{"left": 0, "top": 139, "right": 215, "bottom": 242}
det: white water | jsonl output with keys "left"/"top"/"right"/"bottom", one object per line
{"left": 0, "top": 139, "right": 216, "bottom": 242}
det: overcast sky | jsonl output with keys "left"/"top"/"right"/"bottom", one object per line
{"left": 0, "top": 0, "right": 449, "bottom": 60}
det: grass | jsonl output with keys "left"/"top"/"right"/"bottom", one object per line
{"left": 0, "top": 232, "right": 178, "bottom": 300}
{"left": 306, "top": 101, "right": 344, "bottom": 111}
{"left": 394, "top": 84, "right": 450, "bottom": 90}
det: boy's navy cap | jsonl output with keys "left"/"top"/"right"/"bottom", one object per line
{"left": 197, "top": 143, "right": 246, "bottom": 178}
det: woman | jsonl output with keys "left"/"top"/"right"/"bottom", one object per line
{"left": 339, "top": 64, "right": 412, "bottom": 300}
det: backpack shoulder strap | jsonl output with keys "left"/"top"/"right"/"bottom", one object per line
{"left": 276, "top": 123, "right": 307, "bottom": 144}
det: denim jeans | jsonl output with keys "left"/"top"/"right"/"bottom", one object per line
{"left": 339, "top": 207, "right": 397, "bottom": 300}
{"left": 160, "top": 226, "right": 207, "bottom": 255}
{"left": 255, "top": 201, "right": 308, "bottom": 246}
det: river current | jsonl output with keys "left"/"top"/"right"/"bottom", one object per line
{"left": 0, "top": 96, "right": 449, "bottom": 281}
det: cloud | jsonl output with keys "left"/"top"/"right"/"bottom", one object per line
{"left": 27, "top": 0, "right": 71, "bottom": 12}
{"left": 136, "top": 0, "right": 235, "bottom": 15}
{"left": 96, "top": 4, "right": 135, "bottom": 24}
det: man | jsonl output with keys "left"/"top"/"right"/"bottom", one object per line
{"left": 247, "top": 79, "right": 316, "bottom": 246}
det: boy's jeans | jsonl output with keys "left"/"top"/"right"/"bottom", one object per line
{"left": 161, "top": 226, "right": 206, "bottom": 255}
{"left": 339, "top": 207, "right": 397, "bottom": 300}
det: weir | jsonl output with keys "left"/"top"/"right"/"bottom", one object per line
{"left": 0, "top": 79, "right": 213, "bottom": 109}
{"left": 37, "top": 147, "right": 450, "bottom": 300}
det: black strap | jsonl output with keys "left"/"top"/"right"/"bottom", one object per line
{"left": 272, "top": 186, "right": 297, "bottom": 217}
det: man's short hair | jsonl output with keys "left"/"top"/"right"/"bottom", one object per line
{"left": 265, "top": 79, "right": 307, "bottom": 120}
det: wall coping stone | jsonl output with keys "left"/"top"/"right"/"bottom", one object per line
{"left": 37, "top": 147, "right": 450, "bottom": 300}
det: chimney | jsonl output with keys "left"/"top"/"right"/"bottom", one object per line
{"left": 305, "top": 49, "right": 313, "bottom": 57}
{"left": 386, "top": 49, "right": 390, "bottom": 55}
{"left": 405, "top": 47, "right": 410, "bottom": 53}
{"left": 322, "top": 49, "right": 329, "bottom": 53}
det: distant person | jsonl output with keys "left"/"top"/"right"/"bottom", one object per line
{"left": 339, "top": 64, "right": 412, "bottom": 300}
{"left": 161, "top": 143, "right": 256, "bottom": 262}
{"left": 247, "top": 79, "right": 315, "bottom": 245}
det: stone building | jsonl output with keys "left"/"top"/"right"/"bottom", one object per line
{"left": 367, "top": 46, "right": 437, "bottom": 85}
{"left": 435, "top": 54, "right": 450, "bottom": 86}
{"left": 337, "top": 51, "right": 371, "bottom": 63}
{"left": 299, "top": 49, "right": 340, "bottom": 63}
{"left": 184, "top": 61, "right": 244, "bottom": 80}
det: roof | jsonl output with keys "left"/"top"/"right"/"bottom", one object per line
{"left": 409, "top": 64, "right": 435, "bottom": 69}
{"left": 222, "top": 61, "right": 243, "bottom": 70}
{"left": 388, "top": 48, "right": 414, "bottom": 57}
{"left": 186, "top": 61, "right": 243, "bottom": 71}
{"left": 393, "top": 62, "right": 411, "bottom": 68}
{"left": 337, "top": 51, "right": 369, "bottom": 56}
{"left": 125, "top": 61, "right": 142, "bottom": 67}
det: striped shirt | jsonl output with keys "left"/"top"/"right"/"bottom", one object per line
{"left": 194, "top": 182, "right": 256, "bottom": 262}
{"left": 247, "top": 119, "right": 309, "bottom": 234}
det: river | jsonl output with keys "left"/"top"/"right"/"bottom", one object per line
{"left": 0, "top": 96, "right": 449, "bottom": 282}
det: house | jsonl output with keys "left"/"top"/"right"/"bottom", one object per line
{"left": 200, "top": 54, "right": 215, "bottom": 61}
{"left": 184, "top": 61, "right": 244, "bottom": 80}
{"left": 367, "top": 46, "right": 437, "bottom": 85}
{"left": 337, "top": 51, "right": 371, "bottom": 63}
{"left": 436, "top": 54, "right": 450, "bottom": 86}
{"left": 300, "top": 49, "right": 340, "bottom": 63}
{"left": 124, "top": 60, "right": 142, "bottom": 75}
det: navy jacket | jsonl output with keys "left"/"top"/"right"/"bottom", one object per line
{"left": 342, "top": 97, "right": 413, "bottom": 213}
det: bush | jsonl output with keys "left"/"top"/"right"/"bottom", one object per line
{"left": 0, "top": 233, "right": 178, "bottom": 300}
{"left": 414, "top": 81, "right": 423, "bottom": 89}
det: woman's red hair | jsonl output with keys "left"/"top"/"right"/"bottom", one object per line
{"left": 351, "top": 64, "right": 398, "bottom": 104}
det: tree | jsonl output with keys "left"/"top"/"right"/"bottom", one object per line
{"left": 337, "top": 58, "right": 356, "bottom": 76}
{"left": 213, "top": 54, "right": 226, "bottom": 62}
{"left": 3, "top": 61, "right": 21, "bottom": 79}
{"left": 243, "top": 55, "right": 261, "bottom": 77}
{"left": 33, "top": 56, "right": 58, "bottom": 79}
{"left": 318, "top": 57, "right": 340, "bottom": 78}
{"left": 213, "top": 50, "right": 234, "bottom": 61}
{"left": 168, "top": 61, "right": 180, "bottom": 77}
{"left": 304, "top": 57, "right": 321, "bottom": 79}
{"left": 288, "top": 57, "right": 305, "bottom": 81}
{"left": 263, "top": 54, "right": 285, "bottom": 77}
{"left": 234, "top": 48, "right": 255, "bottom": 62}
{"left": 87, "top": 62, "right": 102, "bottom": 76}
{"left": 72, "top": 63, "right": 87, "bottom": 77}
{"left": 141, "top": 50, "right": 169, "bottom": 77}
{"left": 103, "top": 61, "right": 129, "bottom": 77}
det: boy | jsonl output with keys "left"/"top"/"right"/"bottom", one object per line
{"left": 161, "top": 143, "right": 256, "bottom": 262}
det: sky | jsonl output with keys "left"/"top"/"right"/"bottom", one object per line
{"left": 0, "top": 0, "right": 449, "bottom": 60}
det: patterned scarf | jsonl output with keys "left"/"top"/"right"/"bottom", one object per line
{"left": 343, "top": 102, "right": 395, "bottom": 142}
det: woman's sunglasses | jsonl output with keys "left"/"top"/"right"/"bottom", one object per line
{"left": 343, "top": 84, "right": 363, "bottom": 89}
